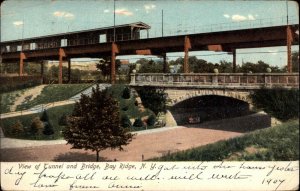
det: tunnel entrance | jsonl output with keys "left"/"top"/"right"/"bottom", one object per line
{"left": 169, "top": 95, "right": 253, "bottom": 125}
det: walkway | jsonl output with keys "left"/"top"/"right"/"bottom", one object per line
{"left": 1, "top": 113, "right": 271, "bottom": 162}
{"left": 0, "top": 84, "right": 111, "bottom": 119}
{"left": 0, "top": 126, "right": 183, "bottom": 149}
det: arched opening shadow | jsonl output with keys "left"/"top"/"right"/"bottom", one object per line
{"left": 53, "top": 152, "right": 110, "bottom": 162}
{"left": 186, "top": 112, "right": 271, "bottom": 133}
{"left": 170, "top": 95, "right": 253, "bottom": 125}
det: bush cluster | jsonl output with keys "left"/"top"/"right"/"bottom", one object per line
{"left": 250, "top": 87, "right": 299, "bottom": 121}
{"left": 0, "top": 76, "right": 42, "bottom": 93}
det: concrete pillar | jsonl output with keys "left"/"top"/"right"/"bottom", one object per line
{"left": 19, "top": 52, "right": 26, "bottom": 76}
{"left": 68, "top": 58, "right": 71, "bottom": 83}
{"left": 59, "top": 48, "right": 66, "bottom": 84}
{"left": 40, "top": 61, "right": 44, "bottom": 84}
{"left": 233, "top": 49, "right": 236, "bottom": 73}
{"left": 184, "top": 36, "right": 191, "bottom": 73}
{"left": 40, "top": 61, "right": 44, "bottom": 76}
{"left": 162, "top": 52, "right": 167, "bottom": 73}
{"left": 111, "top": 42, "right": 119, "bottom": 84}
{"left": 286, "top": 26, "right": 292, "bottom": 73}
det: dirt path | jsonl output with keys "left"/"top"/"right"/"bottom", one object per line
{"left": 0, "top": 113, "right": 270, "bottom": 162}
{"left": 1, "top": 127, "right": 243, "bottom": 162}
{"left": 10, "top": 85, "right": 46, "bottom": 111}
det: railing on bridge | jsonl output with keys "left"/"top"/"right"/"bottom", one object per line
{"left": 130, "top": 73, "right": 299, "bottom": 88}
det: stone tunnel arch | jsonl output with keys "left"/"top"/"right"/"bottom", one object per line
{"left": 168, "top": 94, "right": 253, "bottom": 126}
{"left": 165, "top": 89, "right": 253, "bottom": 107}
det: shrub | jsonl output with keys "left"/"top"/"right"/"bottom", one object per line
{"left": 147, "top": 115, "right": 156, "bottom": 126}
{"left": 136, "top": 87, "right": 167, "bottom": 115}
{"left": 10, "top": 121, "right": 24, "bottom": 136}
{"left": 43, "top": 122, "right": 54, "bottom": 136}
{"left": 250, "top": 87, "right": 299, "bottom": 121}
{"left": 122, "top": 86, "right": 131, "bottom": 99}
{"left": 121, "top": 115, "right": 132, "bottom": 128}
{"left": 133, "top": 118, "right": 144, "bottom": 128}
{"left": 58, "top": 114, "right": 68, "bottom": 126}
{"left": 30, "top": 117, "right": 44, "bottom": 136}
{"left": 40, "top": 110, "right": 49, "bottom": 122}
{"left": 134, "top": 100, "right": 138, "bottom": 106}
{"left": 122, "top": 106, "right": 129, "bottom": 111}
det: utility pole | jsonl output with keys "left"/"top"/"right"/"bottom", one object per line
{"left": 113, "top": 0, "right": 116, "bottom": 42}
{"left": 286, "top": 0, "right": 289, "bottom": 25}
{"left": 286, "top": 0, "right": 292, "bottom": 73}
{"left": 21, "top": 18, "right": 24, "bottom": 51}
{"left": 162, "top": 9, "right": 164, "bottom": 37}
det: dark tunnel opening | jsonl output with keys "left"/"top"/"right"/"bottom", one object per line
{"left": 169, "top": 95, "right": 254, "bottom": 126}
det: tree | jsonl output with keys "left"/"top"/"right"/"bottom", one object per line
{"left": 58, "top": 114, "right": 68, "bottom": 126}
{"left": 40, "top": 110, "right": 49, "bottom": 122}
{"left": 292, "top": 51, "right": 299, "bottom": 72}
{"left": 30, "top": 117, "right": 44, "bottom": 137}
{"left": 147, "top": 115, "right": 156, "bottom": 126}
{"left": 43, "top": 122, "right": 54, "bottom": 136}
{"left": 122, "top": 86, "right": 131, "bottom": 99}
{"left": 96, "top": 59, "right": 121, "bottom": 81}
{"left": 137, "top": 59, "right": 165, "bottom": 73}
{"left": 218, "top": 60, "right": 233, "bottom": 73}
{"left": 238, "top": 60, "right": 283, "bottom": 73}
{"left": 136, "top": 87, "right": 167, "bottom": 115}
{"left": 11, "top": 121, "right": 24, "bottom": 136}
{"left": 133, "top": 118, "right": 144, "bottom": 128}
{"left": 250, "top": 87, "right": 299, "bottom": 121}
{"left": 121, "top": 115, "right": 132, "bottom": 128}
{"left": 63, "top": 85, "right": 134, "bottom": 161}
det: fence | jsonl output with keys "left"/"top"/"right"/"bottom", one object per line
{"left": 130, "top": 73, "right": 299, "bottom": 88}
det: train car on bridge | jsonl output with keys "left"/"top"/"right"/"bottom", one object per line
{"left": 0, "top": 22, "right": 151, "bottom": 54}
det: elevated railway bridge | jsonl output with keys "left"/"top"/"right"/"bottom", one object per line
{"left": 1, "top": 21, "right": 299, "bottom": 84}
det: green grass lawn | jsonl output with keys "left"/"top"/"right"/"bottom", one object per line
{"left": 1, "top": 92, "right": 19, "bottom": 114}
{"left": 108, "top": 84, "right": 154, "bottom": 117}
{"left": 1, "top": 104, "right": 74, "bottom": 140}
{"left": 0, "top": 87, "right": 33, "bottom": 113}
{"left": 16, "top": 84, "right": 92, "bottom": 111}
{"left": 149, "top": 120, "right": 299, "bottom": 161}
{"left": 1, "top": 84, "right": 157, "bottom": 139}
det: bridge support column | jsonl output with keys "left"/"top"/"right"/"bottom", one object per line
{"left": 111, "top": 42, "right": 119, "bottom": 84}
{"left": 59, "top": 48, "right": 66, "bottom": 84}
{"left": 162, "top": 52, "right": 167, "bottom": 73}
{"left": 232, "top": 49, "right": 236, "bottom": 73}
{"left": 40, "top": 61, "right": 44, "bottom": 83}
{"left": 19, "top": 52, "right": 26, "bottom": 76}
{"left": 184, "top": 36, "right": 191, "bottom": 73}
{"left": 286, "top": 26, "right": 292, "bottom": 73}
{"left": 67, "top": 58, "right": 71, "bottom": 83}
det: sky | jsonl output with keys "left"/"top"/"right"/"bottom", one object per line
{"left": 0, "top": 0, "right": 299, "bottom": 67}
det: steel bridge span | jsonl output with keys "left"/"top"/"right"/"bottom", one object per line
{"left": 1, "top": 24, "right": 299, "bottom": 84}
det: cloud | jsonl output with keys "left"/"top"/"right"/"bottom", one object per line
{"left": 224, "top": 14, "right": 257, "bottom": 22}
{"left": 13, "top": 21, "right": 23, "bottom": 26}
{"left": 64, "top": 13, "right": 74, "bottom": 18}
{"left": 267, "top": 50, "right": 278, "bottom": 55}
{"left": 144, "top": 4, "right": 156, "bottom": 13}
{"left": 248, "top": 14, "right": 255, "bottom": 20}
{"left": 104, "top": 9, "right": 110, "bottom": 13}
{"left": 53, "top": 11, "right": 74, "bottom": 19}
{"left": 223, "top": 14, "right": 230, "bottom": 18}
{"left": 231, "top": 14, "right": 248, "bottom": 22}
{"left": 115, "top": 9, "right": 133, "bottom": 16}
